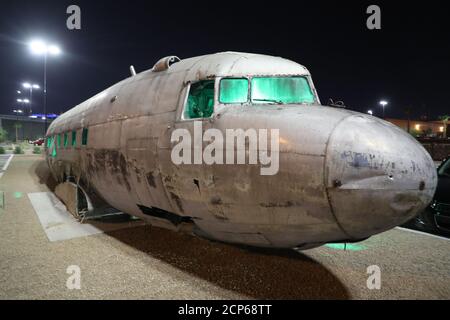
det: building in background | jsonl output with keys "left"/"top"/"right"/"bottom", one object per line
{"left": 386, "top": 118, "right": 449, "bottom": 138}
{"left": 386, "top": 118, "right": 450, "bottom": 160}
{"left": 0, "top": 114, "right": 55, "bottom": 142}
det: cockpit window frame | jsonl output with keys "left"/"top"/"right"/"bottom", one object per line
{"left": 219, "top": 77, "right": 250, "bottom": 105}
{"left": 177, "top": 74, "right": 321, "bottom": 122}
{"left": 250, "top": 75, "right": 316, "bottom": 105}
{"left": 180, "top": 79, "right": 217, "bottom": 122}
{"left": 215, "top": 74, "right": 320, "bottom": 108}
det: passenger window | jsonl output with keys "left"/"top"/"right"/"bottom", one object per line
{"left": 72, "top": 131, "right": 77, "bottom": 147}
{"left": 50, "top": 136, "right": 56, "bottom": 157}
{"left": 64, "top": 133, "right": 68, "bottom": 148}
{"left": 184, "top": 80, "right": 215, "bottom": 119}
{"left": 82, "top": 128, "right": 88, "bottom": 146}
{"left": 219, "top": 78, "right": 249, "bottom": 104}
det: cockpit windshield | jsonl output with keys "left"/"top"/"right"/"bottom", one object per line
{"left": 251, "top": 77, "right": 315, "bottom": 104}
{"left": 219, "top": 76, "right": 315, "bottom": 105}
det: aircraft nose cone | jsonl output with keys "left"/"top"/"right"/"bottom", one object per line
{"left": 325, "top": 114, "right": 438, "bottom": 239}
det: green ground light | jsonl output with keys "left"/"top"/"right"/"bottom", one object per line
{"left": 325, "top": 243, "right": 366, "bottom": 251}
{"left": 13, "top": 192, "right": 23, "bottom": 199}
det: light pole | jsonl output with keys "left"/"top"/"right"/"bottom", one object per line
{"left": 23, "top": 82, "right": 40, "bottom": 115}
{"left": 13, "top": 109, "right": 23, "bottom": 143}
{"left": 379, "top": 100, "right": 388, "bottom": 119}
{"left": 29, "top": 40, "right": 61, "bottom": 136}
{"left": 15, "top": 100, "right": 29, "bottom": 142}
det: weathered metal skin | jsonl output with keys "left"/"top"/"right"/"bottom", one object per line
{"left": 45, "top": 52, "right": 437, "bottom": 249}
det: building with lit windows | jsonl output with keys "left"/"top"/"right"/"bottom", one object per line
{"left": 386, "top": 118, "right": 448, "bottom": 138}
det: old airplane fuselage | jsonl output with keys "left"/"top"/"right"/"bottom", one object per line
{"left": 45, "top": 52, "right": 437, "bottom": 249}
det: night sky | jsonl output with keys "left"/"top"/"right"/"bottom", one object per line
{"left": 0, "top": 0, "right": 449, "bottom": 119}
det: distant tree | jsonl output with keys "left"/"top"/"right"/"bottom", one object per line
{"left": 409, "top": 128, "right": 421, "bottom": 138}
{"left": 423, "top": 127, "right": 433, "bottom": 137}
{"left": 439, "top": 115, "right": 450, "bottom": 138}
{"left": 0, "top": 128, "right": 7, "bottom": 143}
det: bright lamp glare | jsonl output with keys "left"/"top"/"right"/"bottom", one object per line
{"left": 48, "top": 45, "right": 61, "bottom": 55}
{"left": 30, "top": 40, "right": 47, "bottom": 55}
{"left": 23, "top": 99, "right": 30, "bottom": 103}
{"left": 379, "top": 100, "right": 388, "bottom": 106}
{"left": 24, "top": 83, "right": 40, "bottom": 89}
{"left": 17, "top": 99, "right": 23, "bottom": 102}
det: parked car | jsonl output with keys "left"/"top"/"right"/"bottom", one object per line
{"left": 32, "top": 138, "right": 45, "bottom": 146}
{"left": 403, "top": 155, "right": 450, "bottom": 236}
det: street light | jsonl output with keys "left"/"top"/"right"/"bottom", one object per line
{"left": 17, "top": 98, "right": 30, "bottom": 104}
{"left": 368, "top": 110, "right": 373, "bottom": 115}
{"left": 13, "top": 109, "right": 24, "bottom": 143}
{"left": 48, "top": 45, "right": 61, "bottom": 55}
{"left": 22, "top": 82, "right": 40, "bottom": 115}
{"left": 29, "top": 39, "right": 61, "bottom": 135}
{"left": 23, "top": 83, "right": 40, "bottom": 89}
{"left": 379, "top": 100, "right": 388, "bottom": 118}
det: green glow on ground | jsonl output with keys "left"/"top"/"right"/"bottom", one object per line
{"left": 13, "top": 192, "right": 23, "bottom": 199}
{"left": 325, "top": 243, "right": 366, "bottom": 251}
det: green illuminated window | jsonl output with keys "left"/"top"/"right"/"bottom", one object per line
{"left": 219, "top": 78, "right": 248, "bottom": 104}
{"left": 184, "top": 80, "right": 215, "bottom": 119}
{"left": 82, "top": 128, "right": 88, "bottom": 146}
{"left": 46, "top": 137, "right": 51, "bottom": 148}
{"left": 72, "top": 131, "right": 77, "bottom": 147}
{"left": 251, "top": 76, "right": 315, "bottom": 104}
{"left": 57, "top": 134, "right": 61, "bottom": 148}
{"left": 50, "top": 136, "right": 56, "bottom": 157}
{"left": 64, "top": 133, "right": 68, "bottom": 148}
